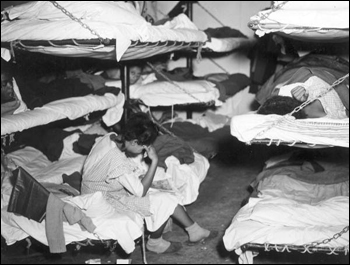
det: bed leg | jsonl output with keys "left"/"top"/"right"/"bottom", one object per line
{"left": 235, "top": 247, "right": 257, "bottom": 264}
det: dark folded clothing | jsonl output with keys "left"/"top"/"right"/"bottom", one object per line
{"left": 94, "top": 86, "right": 120, "bottom": 96}
{"left": 153, "top": 134, "right": 194, "bottom": 170}
{"left": 73, "top": 134, "right": 101, "bottom": 155}
{"left": 204, "top": 27, "right": 247, "bottom": 39}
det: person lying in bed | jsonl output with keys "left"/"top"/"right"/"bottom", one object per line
{"left": 257, "top": 66, "right": 349, "bottom": 119}
{"left": 81, "top": 113, "right": 217, "bottom": 254}
{"left": 1, "top": 60, "right": 28, "bottom": 116}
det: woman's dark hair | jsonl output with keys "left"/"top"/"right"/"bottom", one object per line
{"left": 1, "top": 59, "right": 13, "bottom": 76}
{"left": 257, "top": 96, "right": 307, "bottom": 119}
{"left": 123, "top": 112, "right": 158, "bottom": 146}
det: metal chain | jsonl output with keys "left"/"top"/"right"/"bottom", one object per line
{"left": 251, "top": 73, "right": 349, "bottom": 142}
{"left": 257, "top": 1, "right": 289, "bottom": 22}
{"left": 146, "top": 62, "right": 204, "bottom": 103}
{"left": 290, "top": 73, "right": 349, "bottom": 115}
{"left": 197, "top": 2, "right": 225, "bottom": 27}
{"left": 309, "top": 226, "right": 349, "bottom": 248}
{"left": 49, "top": 1, "right": 109, "bottom": 45}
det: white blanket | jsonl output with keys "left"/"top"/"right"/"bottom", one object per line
{"left": 230, "top": 114, "right": 349, "bottom": 148}
{"left": 223, "top": 196, "right": 349, "bottom": 252}
{"left": 251, "top": 1, "right": 349, "bottom": 39}
{"left": 2, "top": 138, "right": 209, "bottom": 251}
{"left": 223, "top": 173, "right": 349, "bottom": 254}
{"left": 1, "top": 93, "right": 125, "bottom": 136}
{"left": 1, "top": 2, "right": 207, "bottom": 61}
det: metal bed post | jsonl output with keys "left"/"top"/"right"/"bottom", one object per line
{"left": 186, "top": 1, "right": 194, "bottom": 119}
{"left": 121, "top": 63, "right": 130, "bottom": 125}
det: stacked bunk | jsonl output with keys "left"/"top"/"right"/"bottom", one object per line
{"left": 1, "top": 1, "right": 212, "bottom": 257}
{"left": 1, "top": 1, "right": 255, "bottom": 111}
{"left": 223, "top": 1, "right": 349, "bottom": 263}
{"left": 223, "top": 150, "right": 349, "bottom": 264}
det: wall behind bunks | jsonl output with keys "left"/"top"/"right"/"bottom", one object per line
{"left": 157, "top": 1, "right": 271, "bottom": 118}
{"left": 157, "top": 1, "right": 271, "bottom": 76}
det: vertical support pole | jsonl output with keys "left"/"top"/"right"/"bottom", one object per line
{"left": 186, "top": 1, "right": 193, "bottom": 71}
{"left": 121, "top": 64, "right": 130, "bottom": 125}
{"left": 186, "top": 1, "right": 194, "bottom": 119}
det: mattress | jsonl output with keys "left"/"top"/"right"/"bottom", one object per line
{"left": 1, "top": 92, "right": 125, "bottom": 136}
{"left": 230, "top": 114, "right": 349, "bottom": 148}
{"left": 249, "top": 1, "right": 349, "bottom": 41}
{"left": 1, "top": 2, "right": 208, "bottom": 61}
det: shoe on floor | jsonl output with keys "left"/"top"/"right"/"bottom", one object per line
{"left": 185, "top": 230, "right": 219, "bottom": 246}
{"left": 146, "top": 241, "right": 183, "bottom": 254}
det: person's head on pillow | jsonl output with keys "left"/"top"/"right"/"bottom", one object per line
{"left": 257, "top": 96, "right": 307, "bottom": 119}
{"left": 1, "top": 60, "right": 15, "bottom": 104}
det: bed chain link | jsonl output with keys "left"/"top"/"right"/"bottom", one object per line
{"left": 257, "top": 1, "right": 289, "bottom": 22}
{"left": 309, "top": 226, "right": 349, "bottom": 248}
{"left": 146, "top": 62, "right": 204, "bottom": 103}
{"left": 290, "top": 73, "right": 349, "bottom": 115}
{"left": 49, "top": 1, "right": 110, "bottom": 45}
{"left": 250, "top": 73, "right": 349, "bottom": 143}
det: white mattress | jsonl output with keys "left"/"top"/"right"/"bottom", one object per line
{"left": 1, "top": 92, "right": 125, "bottom": 136}
{"left": 223, "top": 196, "right": 349, "bottom": 250}
{"left": 223, "top": 171, "right": 349, "bottom": 262}
{"left": 251, "top": 1, "right": 349, "bottom": 40}
{"left": 1, "top": 2, "right": 207, "bottom": 61}
{"left": 131, "top": 80, "right": 222, "bottom": 107}
{"left": 230, "top": 114, "right": 349, "bottom": 148}
{"left": 224, "top": 178, "right": 349, "bottom": 250}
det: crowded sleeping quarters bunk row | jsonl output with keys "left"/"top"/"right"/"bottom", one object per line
{"left": 1, "top": 1, "right": 348, "bottom": 264}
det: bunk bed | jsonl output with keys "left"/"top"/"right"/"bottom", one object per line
{"left": 223, "top": 150, "right": 349, "bottom": 264}
{"left": 224, "top": 2, "right": 349, "bottom": 263}
{"left": 1, "top": 1, "right": 212, "bottom": 258}
{"left": 230, "top": 53, "right": 350, "bottom": 149}
{"left": 248, "top": 1, "right": 349, "bottom": 42}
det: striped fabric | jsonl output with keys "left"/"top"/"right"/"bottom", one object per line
{"left": 81, "top": 134, "right": 152, "bottom": 217}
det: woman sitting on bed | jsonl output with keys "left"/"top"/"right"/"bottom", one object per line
{"left": 257, "top": 65, "right": 349, "bottom": 119}
{"left": 81, "top": 113, "right": 216, "bottom": 254}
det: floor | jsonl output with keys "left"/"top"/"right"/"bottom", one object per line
{"left": 1, "top": 128, "right": 349, "bottom": 264}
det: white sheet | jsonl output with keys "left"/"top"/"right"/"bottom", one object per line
{"left": 230, "top": 114, "right": 349, "bottom": 148}
{"left": 105, "top": 76, "right": 222, "bottom": 107}
{"left": 223, "top": 173, "right": 349, "bottom": 255}
{"left": 251, "top": 1, "right": 349, "bottom": 39}
{"left": 130, "top": 80, "right": 222, "bottom": 107}
{"left": 1, "top": 192, "right": 143, "bottom": 254}
{"left": 1, "top": 2, "right": 208, "bottom": 61}
{"left": 151, "top": 153, "right": 210, "bottom": 205}
{"left": 1, "top": 93, "right": 125, "bottom": 136}
{"left": 1, "top": 145, "right": 143, "bottom": 254}
{"left": 2, "top": 139, "right": 209, "bottom": 251}
{"left": 223, "top": 197, "right": 349, "bottom": 251}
